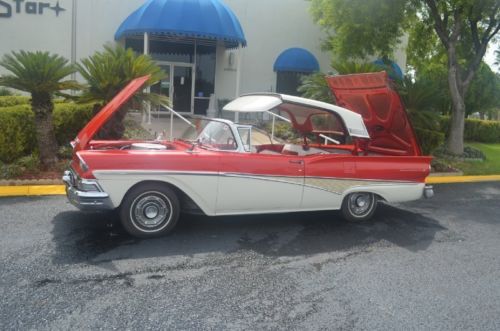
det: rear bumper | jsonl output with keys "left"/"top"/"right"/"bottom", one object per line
{"left": 423, "top": 185, "right": 434, "bottom": 199}
{"left": 63, "top": 170, "right": 114, "bottom": 211}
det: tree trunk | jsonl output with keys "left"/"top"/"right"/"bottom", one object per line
{"left": 32, "top": 92, "right": 59, "bottom": 169}
{"left": 446, "top": 47, "right": 466, "bottom": 155}
{"left": 95, "top": 106, "right": 128, "bottom": 140}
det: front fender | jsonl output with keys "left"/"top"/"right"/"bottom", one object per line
{"left": 92, "top": 171, "right": 219, "bottom": 216}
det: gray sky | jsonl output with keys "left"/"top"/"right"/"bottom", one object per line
{"left": 485, "top": 42, "right": 498, "bottom": 71}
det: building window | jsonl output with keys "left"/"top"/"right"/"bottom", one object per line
{"left": 194, "top": 44, "right": 216, "bottom": 114}
{"left": 276, "top": 71, "right": 308, "bottom": 96}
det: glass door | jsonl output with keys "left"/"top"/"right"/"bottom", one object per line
{"left": 172, "top": 65, "right": 193, "bottom": 113}
{"left": 150, "top": 64, "right": 171, "bottom": 113}
{"left": 151, "top": 63, "right": 194, "bottom": 114}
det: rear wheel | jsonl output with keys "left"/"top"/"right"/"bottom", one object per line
{"left": 341, "top": 192, "right": 377, "bottom": 222}
{"left": 120, "top": 183, "right": 180, "bottom": 238}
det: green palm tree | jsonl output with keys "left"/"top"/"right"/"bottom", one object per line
{"left": 298, "top": 73, "right": 335, "bottom": 103}
{"left": 0, "top": 51, "right": 78, "bottom": 168}
{"left": 77, "top": 44, "right": 167, "bottom": 139}
{"left": 331, "top": 60, "right": 380, "bottom": 75}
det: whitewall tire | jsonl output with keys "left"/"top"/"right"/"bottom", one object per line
{"left": 120, "top": 183, "right": 180, "bottom": 238}
{"left": 341, "top": 192, "right": 377, "bottom": 222}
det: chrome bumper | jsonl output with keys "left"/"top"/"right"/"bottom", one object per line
{"left": 423, "top": 185, "right": 434, "bottom": 199}
{"left": 62, "top": 170, "right": 114, "bottom": 211}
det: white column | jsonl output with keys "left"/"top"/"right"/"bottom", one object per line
{"left": 234, "top": 45, "right": 243, "bottom": 123}
{"left": 192, "top": 40, "right": 197, "bottom": 114}
{"left": 70, "top": 0, "right": 77, "bottom": 82}
{"left": 144, "top": 32, "right": 151, "bottom": 125}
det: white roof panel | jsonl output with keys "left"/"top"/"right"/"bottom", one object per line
{"left": 223, "top": 93, "right": 370, "bottom": 139}
{"left": 223, "top": 95, "right": 282, "bottom": 113}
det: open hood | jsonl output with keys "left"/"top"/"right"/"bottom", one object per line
{"left": 326, "top": 72, "right": 421, "bottom": 156}
{"left": 74, "top": 75, "right": 150, "bottom": 150}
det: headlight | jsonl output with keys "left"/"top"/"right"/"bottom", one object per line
{"left": 76, "top": 179, "right": 101, "bottom": 192}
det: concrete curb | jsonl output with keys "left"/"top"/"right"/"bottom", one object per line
{"left": 0, "top": 185, "right": 65, "bottom": 197}
{"left": 425, "top": 175, "right": 500, "bottom": 184}
{"left": 0, "top": 175, "right": 499, "bottom": 197}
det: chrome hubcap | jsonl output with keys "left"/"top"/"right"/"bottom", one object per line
{"left": 144, "top": 205, "right": 160, "bottom": 219}
{"left": 132, "top": 194, "right": 171, "bottom": 229}
{"left": 348, "top": 193, "right": 373, "bottom": 216}
{"left": 356, "top": 196, "right": 367, "bottom": 208}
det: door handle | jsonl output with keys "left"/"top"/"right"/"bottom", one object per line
{"left": 289, "top": 160, "right": 304, "bottom": 164}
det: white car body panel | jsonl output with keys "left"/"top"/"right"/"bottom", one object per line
{"left": 216, "top": 174, "right": 303, "bottom": 214}
{"left": 93, "top": 170, "right": 425, "bottom": 216}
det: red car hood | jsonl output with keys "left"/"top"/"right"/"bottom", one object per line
{"left": 74, "top": 75, "right": 150, "bottom": 150}
{"left": 326, "top": 72, "right": 421, "bottom": 156}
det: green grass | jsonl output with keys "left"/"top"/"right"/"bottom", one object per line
{"left": 450, "top": 143, "right": 500, "bottom": 175}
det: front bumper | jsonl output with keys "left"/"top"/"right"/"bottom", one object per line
{"left": 62, "top": 170, "right": 114, "bottom": 211}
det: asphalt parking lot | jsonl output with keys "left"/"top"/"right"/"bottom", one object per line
{"left": 1, "top": 182, "right": 499, "bottom": 330}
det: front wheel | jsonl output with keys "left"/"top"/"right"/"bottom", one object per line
{"left": 120, "top": 183, "right": 180, "bottom": 238}
{"left": 341, "top": 192, "right": 377, "bottom": 222}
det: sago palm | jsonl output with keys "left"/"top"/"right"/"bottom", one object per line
{"left": 0, "top": 51, "right": 78, "bottom": 168}
{"left": 77, "top": 44, "right": 167, "bottom": 139}
{"left": 331, "top": 60, "right": 380, "bottom": 75}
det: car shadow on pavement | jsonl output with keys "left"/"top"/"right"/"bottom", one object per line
{"left": 51, "top": 203, "right": 446, "bottom": 265}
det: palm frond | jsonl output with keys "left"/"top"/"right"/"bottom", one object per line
{"left": 77, "top": 44, "right": 167, "bottom": 106}
{"left": 0, "top": 50, "right": 78, "bottom": 95}
{"left": 297, "top": 73, "right": 334, "bottom": 103}
{"left": 331, "top": 61, "right": 380, "bottom": 75}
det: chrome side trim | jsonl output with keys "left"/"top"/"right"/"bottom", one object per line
{"left": 93, "top": 170, "right": 219, "bottom": 177}
{"left": 222, "top": 173, "right": 304, "bottom": 186}
{"left": 93, "top": 169, "right": 420, "bottom": 184}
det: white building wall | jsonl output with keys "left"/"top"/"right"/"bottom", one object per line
{"left": 73, "top": 0, "right": 144, "bottom": 60}
{"left": 0, "top": 0, "right": 144, "bottom": 76}
{"left": 215, "top": 0, "right": 332, "bottom": 99}
{"left": 0, "top": 0, "right": 74, "bottom": 67}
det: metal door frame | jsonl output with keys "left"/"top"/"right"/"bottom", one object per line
{"left": 156, "top": 61, "right": 195, "bottom": 114}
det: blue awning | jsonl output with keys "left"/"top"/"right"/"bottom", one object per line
{"left": 373, "top": 59, "right": 404, "bottom": 80}
{"left": 115, "top": 0, "right": 246, "bottom": 48}
{"left": 273, "top": 48, "right": 320, "bottom": 73}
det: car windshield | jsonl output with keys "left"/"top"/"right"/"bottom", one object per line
{"left": 181, "top": 119, "right": 237, "bottom": 151}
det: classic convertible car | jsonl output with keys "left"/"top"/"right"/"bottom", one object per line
{"left": 63, "top": 72, "right": 433, "bottom": 238}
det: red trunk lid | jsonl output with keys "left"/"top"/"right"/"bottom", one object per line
{"left": 74, "top": 75, "right": 150, "bottom": 150}
{"left": 326, "top": 72, "right": 421, "bottom": 156}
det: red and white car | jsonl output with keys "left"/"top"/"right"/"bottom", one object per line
{"left": 63, "top": 72, "right": 433, "bottom": 238}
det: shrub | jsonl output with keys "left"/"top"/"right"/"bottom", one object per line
{"left": 0, "top": 102, "right": 94, "bottom": 163}
{"left": 440, "top": 117, "right": 500, "bottom": 143}
{"left": 434, "top": 145, "right": 486, "bottom": 160}
{"left": 0, "top": 105, "right": 36, "bottom": 163}
{"left": 414, "top": 127, "right": 445, "bottom": 155}
{"left": 0, "top": 161, "right": 23, "bottom": 178}
{"left": 0, "top": 88, "right": 13, "bottom": 96}
{"left": 52, "top": 103, "right": 94, "bottom": 145}
{"left": 407, "top": 110, "right": 444, "bottom": 155}
{"left": 0, "top": 154, "right": 41, "bottom": 179}
{"left": 0, "top": 95, "right": 30, "bottom": 107}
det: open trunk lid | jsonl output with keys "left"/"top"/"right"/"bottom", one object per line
{"left": 74, "top": 75, "right": 150, "bottom": 150}
{"left": 326, "top": 72, "right": 421, "bottom": 156}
